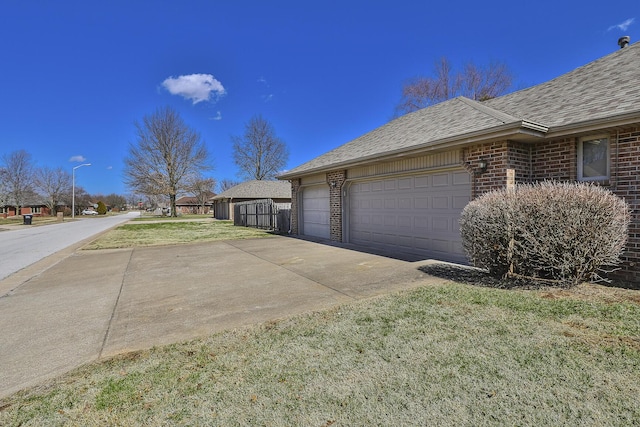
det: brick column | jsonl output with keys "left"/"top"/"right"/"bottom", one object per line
{"left": 327, "top": 170, "right": 346, "bottom": 242}
{"left": 289, "top": 178, "right": 301, "bottom": 234}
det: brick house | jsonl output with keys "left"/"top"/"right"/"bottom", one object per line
{"left": 212, "top": 180, "right": 292, "bottom": 221}
{"left": 1, "top": 200, "right": 52, "bottom": 218}
{"left": 279, "top": 40, "right": 640, "bottom": 282}
{"left": 175, "top": 193, "right": 214, "bottom": 214}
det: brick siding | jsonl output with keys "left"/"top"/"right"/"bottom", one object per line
{"left": 465, "top": 131, "right": 640, "bottom": 282}
{"left": 531, "top": 138, "right": 576, "bottom": 182}
{"left": 611, "top": 128, "right": 640, "bottom": 282}
{"left": 463, "top": 141, "right": 510, "bottom": 198}
{"left": 289, "top": 178, "right": 301, "bottom": 234}
{"left": 327, "top": 170, "right": 346, "bottom": 241}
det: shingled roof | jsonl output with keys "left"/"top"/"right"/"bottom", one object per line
{"left": 484, "top": 42, "right": 640, "bottom": 129}
{"left": 176, "top": 193, "right": 215, "bottom": 205}
{"left": 280, "top": 42, "right": 640, "bottom": 179}
{"left": 212, "top": 180, "right": 291, "bottom": 200}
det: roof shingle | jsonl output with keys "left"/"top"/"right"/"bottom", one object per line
{"left": 280, "top": 42, "right": 640, "bottom": 178}
{"left": 212, "top": 180, "right": 291, "bottom": 200}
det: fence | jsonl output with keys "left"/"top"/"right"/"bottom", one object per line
{"left": 234, "top": 199, "right": 291, "bottom": 232}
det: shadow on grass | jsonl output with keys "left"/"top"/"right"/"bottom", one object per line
{"left": 418, "top": 263, "right": 640, "bottom": 291}
{"left": 418, "top": 264, "right": 565, "bottom": 290}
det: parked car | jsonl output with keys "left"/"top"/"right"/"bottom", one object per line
{"left": 82, "top": 209, "right": 98, "bottom": 215}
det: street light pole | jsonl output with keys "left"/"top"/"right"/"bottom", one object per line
{"left": 72, "top": 163, "right": 91, "bottom": 219}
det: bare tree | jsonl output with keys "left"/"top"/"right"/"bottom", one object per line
{"left": 123, "top": 106, "right": 212, "bottom": 217}
{"left": 104, "top": 193, "right": 127, "bottom": 211}
{"left": 187, "top": 175, "right": 216, "bottom": 214}
{"left": 0, "top": 166, "right": 8, "bottom": 208}
{"left": 232, "top": 115, "right": 289, "bottom": 180}
{"left": 125, "top": 193, "right": 145, "bottom": 210}
{"left": 33, "top": 166, "right": 72, "bottom": 216}
{"left": 1, "top": 150, "right": 35, "bottom": 215}
{"left": 218, "top": 179, "right": 240, "bottom": 192}
{"left": 69, "top": 185, "right": 91, "bottom": 214}
{"left": 395, "top": 58, "right": 513, "bottom": 116}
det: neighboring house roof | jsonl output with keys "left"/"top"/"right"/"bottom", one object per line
{"left": 212, "top": 180, "right": 291, "bottom": 200}
{"left": 280, "top": 42, "right": 640, "bottom": 179}
{"left": 176, "top": 193, "right": 215, "bottom": 205}
{"left": 2, "top": 195, "right": 48, "bottom": 207}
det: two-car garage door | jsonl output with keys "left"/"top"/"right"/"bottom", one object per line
{"left": 348, "top": 169, "right": 471, "bottom": 263}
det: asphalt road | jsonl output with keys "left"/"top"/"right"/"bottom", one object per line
{"left": 0, "top": 212, "right": 139, "bottom": 282}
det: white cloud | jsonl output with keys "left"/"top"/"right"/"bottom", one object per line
{"left": 257, "top": 76, "right": 273, "bottom": 102}
{"left": 106, "top": 166, "right": 113, "bottom": 170}
{"left": 162, "top": 74, "right": 225, "bottom": 104}
{"left": 210, "top": 111, "right": 222, "bottom": 121}
{"left": 608, "top": 18, "right": 635, "bottom": 32}
{"left": 69, "top": 155, "right": 86, "bottom": 162}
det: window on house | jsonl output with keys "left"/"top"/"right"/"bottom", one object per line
{"left": 32, "top": 206, "right": 41, "bottom": 214}
{"left": 577, "top": 136, "right": 609, "bottom": 181}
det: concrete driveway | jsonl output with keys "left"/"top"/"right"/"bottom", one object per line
{"left": 0, "top": 236, "right": 440, "bottom": 399}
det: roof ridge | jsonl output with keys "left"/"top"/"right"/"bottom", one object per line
{"left": 487, "top": 41, "right": 639, "bottom": 106}
{"left": 456, "top": 96, "right": 519, "bottom": 124}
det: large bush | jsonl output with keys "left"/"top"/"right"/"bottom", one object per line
{"left": 460, "top": 181, "right": 630, "bottom": 286}
{"left": 97, "top": 201, "right": 107, "bottom": 215}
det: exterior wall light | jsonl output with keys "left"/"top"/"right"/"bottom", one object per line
{"left": 329, "top": 181, "right": 337, "bottom": 188}
{"left": 477, "top": 159, "right": 488, "bottom": 173}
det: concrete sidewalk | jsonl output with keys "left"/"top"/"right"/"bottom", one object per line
{"left": 0, "top": 236, "right": 440, "bottom": 399}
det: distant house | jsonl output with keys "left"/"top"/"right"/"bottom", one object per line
{"left": 212, "top": 180, "right": 291, "bottom": 221}
{"left": 1, "top": 197, "right": 52, "bottom": 218}
{"left": 279, "top": 40, "right": 640, "bottom": 282}
{"left": 175, "top": 193, "right": 215, "bottom": 214}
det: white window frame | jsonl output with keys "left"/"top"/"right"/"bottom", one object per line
{"left": 577, "top": 135, "right": 610, "bottom": 181}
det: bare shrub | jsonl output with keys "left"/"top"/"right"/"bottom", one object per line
{"left": 460, "top": 181, "right": 630, "bottom": 286}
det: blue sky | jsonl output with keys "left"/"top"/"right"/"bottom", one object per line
{"left": 0, "top": 1, "right": 636, "bottom": 196}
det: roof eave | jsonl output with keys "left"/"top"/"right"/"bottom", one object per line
{"left": 545, "top": 110, "right": 640, "bottom": 138}
{"left": 278, "top": 121, "right": 547, "bottom": 179}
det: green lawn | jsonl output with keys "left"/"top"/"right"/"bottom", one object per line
{"left": 84, "top": 220, "right": 272, "bottom": 249}
{"left": 2, "top": 281, "right": 639, "bottom": 426}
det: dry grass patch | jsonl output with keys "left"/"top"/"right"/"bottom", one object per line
{"left": 132, "top": 214, "right": 213, "bottom": 222}
{"left": 84, "top": 220, "right": 272, "bottom": 249}
{"left": 1, "top": 282, "right": 639, "bottom": 426}
{"left": 0, "top": 216, "right": 59, "bottom": 228}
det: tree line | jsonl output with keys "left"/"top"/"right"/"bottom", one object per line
{"left": 1, "top": 111, "right": 290, "bottom": 218}
{"left": 0, "top": 150, "right": 128, "bottom": 216}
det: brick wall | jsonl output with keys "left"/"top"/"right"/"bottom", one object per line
{"left": 531, "top": 138, "right": 576, "bottom": 181}
{"left": 464, "top": 133, "right": 640, "bottom": 282}
{"left": 463, "top": 141, "right": 509, "bottom": 198}
{"left": 506, "top": 142, "right": 532, "bottom": 182}
{"left": 610, "top": 128, "right": 640, "bottom": 282}
{"left": 327, "top": 170, "right": 346, "bottom": 241}
{"left": 289, "top": 178, "right": 301, "bottom": 234}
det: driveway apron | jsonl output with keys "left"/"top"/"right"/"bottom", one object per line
{"left": 0, "top": 236, "right": 434, "bottom": 399}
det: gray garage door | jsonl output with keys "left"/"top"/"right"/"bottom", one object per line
{"left": 348, "top": 169, "right": 471, "bottom": 263}
{"left": 301, "top": 184, "right": 330, "bottom": 239}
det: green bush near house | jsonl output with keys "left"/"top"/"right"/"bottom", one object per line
{"left": 96, "top": 201, "right": 107, "bottom": 215}
{"left": 460, "top": 181, "right": 630, "bottom": 286}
